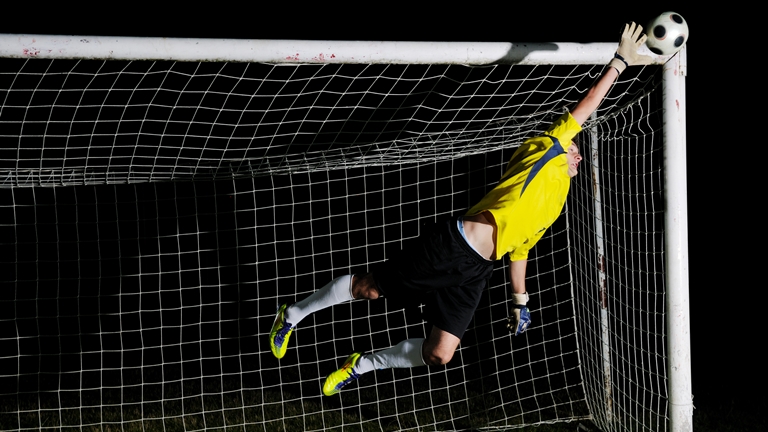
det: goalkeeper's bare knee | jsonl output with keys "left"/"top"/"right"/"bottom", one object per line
{"left": 351, "top": 273, "right": 380, "bottom": 300}
{"left": 423, "top": 347, "right": 454, "bottom": 366}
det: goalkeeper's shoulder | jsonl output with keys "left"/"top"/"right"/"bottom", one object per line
{"left": 525, "top": 112, "right": 582, "bottom": 148}
{"left": 544, "top": 112, "right": 581, "bottom": 135}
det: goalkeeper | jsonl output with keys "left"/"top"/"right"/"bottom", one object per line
{"left": 269, "top": 23, "right": 652, "bottom": 396}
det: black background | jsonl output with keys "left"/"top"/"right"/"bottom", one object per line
{"left": 4, "top": 1, "right": 760, "bottom": 424}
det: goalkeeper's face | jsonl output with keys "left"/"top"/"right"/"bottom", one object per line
{"left": 566, "top": 142, "right": 582, "bottom": 177}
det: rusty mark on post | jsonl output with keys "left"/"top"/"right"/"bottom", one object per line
{"left": 599, "top": 254, "right": 608, "bottom": 308}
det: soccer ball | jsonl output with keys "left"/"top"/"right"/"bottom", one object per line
{"left": 645, "top": 12, "right": 689, "bottom": 56}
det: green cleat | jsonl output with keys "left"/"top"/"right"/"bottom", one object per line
{"left": 322, "top": 352, "right": 363, "bottom": 396}
{"left": 269, "top": 304, "right": 294, "bottom": 359}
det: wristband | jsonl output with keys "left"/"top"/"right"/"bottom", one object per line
{"left": 613, "top": 52, "right": 629, "bottom": 68}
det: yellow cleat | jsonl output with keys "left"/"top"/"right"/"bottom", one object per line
{"left": 269, "top": 304, "right": 294, "bottom": 359}
{"left": 322, "top": 352, "right": 363, "bottom": 396}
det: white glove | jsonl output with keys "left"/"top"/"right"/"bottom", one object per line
{"left": 507, "top": 292, "right": 531, "bottom": 336}
{"left": 609, "top": 22, "right": 654, "bottom": 74}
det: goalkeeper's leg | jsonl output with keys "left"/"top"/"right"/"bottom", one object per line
{"left": 323, "top": 338, "right": 426, "bottom": 396}
{"left": 270, "top": 275, "right": 355, "bottom": 359}
{"left": 322, "top": 326, "right": 461, "bottom": 395}
{"left": 286, "top": 275, "right": 356, "bottom": 323}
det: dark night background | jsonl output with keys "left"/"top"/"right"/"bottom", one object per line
{"left": 3, "top": 2, "right": 762, "bottom": 429}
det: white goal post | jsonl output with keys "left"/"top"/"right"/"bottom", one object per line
{"left": 0, "top": 34, "right": 691, "bottom": 431}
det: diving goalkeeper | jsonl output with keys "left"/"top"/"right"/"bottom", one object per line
{"left": 269, "top": 23, "right": 652, "bottom": 396}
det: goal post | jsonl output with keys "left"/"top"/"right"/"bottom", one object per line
{"left": 662, "top": 48, "right": 692, "bottom": 431}
{"left": 0, "top": 35, "right": 691, "bottom": 431}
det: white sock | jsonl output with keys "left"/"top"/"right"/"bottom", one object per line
{"left": 354, "top": 338, "right": 426, "bottom": 375}
{"left": 284, "top": 275, "right": 354, "bottom": 326}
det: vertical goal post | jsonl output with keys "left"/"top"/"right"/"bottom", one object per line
{"left": 0, "top": 34, "right": 691, "bottom": 431}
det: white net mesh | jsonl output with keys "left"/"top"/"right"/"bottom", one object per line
{"left": 0, "top": 56, "right": 668, "bottom": 431}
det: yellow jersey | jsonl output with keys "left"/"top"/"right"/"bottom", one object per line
{"left": 466, "top": 113, "right": 581, "bottom": 261}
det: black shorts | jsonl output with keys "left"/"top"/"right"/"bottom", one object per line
{"left": 372, "top": 216, "right": 494, "bottom": 339}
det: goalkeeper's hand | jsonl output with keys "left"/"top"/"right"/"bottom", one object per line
{"left": 609, "top": 22, "right": 653, "bottom": 74}
{"left": 507, "top": 292, "right": 531, "bottom": 336}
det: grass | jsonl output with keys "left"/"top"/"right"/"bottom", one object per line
{"left": 3, "top": 388, "right": 766, "bottom": 431}
{"left": 1, "top": 378, "right": 591, "bottom": 431}
{"left": 5, "top": 386, "right": 760, "bottom": 431}
{"left": 2, "top": 366, "right": 764, "bottom": 431}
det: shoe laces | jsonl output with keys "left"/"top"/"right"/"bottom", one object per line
{"left": 340, "top": 363, "right": 361, "bottom": 385}
{"left": 274, "top": 321, "right": 293, "bottom": 346}
{"left": 336, "top": 372, "right": 360, "bottom": 392}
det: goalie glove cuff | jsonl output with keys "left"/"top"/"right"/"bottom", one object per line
{"left": 609, "top": 55, "right": 627, "bottom": 74}
{"left": 512, "top": 292, "right": 529, "bottom": 306}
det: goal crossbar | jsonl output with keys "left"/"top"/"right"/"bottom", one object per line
{"left": 0, "top": 34, "right": 669, "bottom": 65}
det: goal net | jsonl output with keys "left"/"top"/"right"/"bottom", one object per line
{"left": 0, "top": 36, "right": 691, "bottom": 431}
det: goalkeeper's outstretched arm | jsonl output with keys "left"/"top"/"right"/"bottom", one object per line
{"left": 570, "top": 67, "right": 619, "bottom": 125}
{"left": 570, "top": 22, "right": 652, "bottom": 125}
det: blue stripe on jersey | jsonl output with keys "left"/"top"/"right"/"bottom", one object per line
{"left": 520, "top": 135, "right": 565, "bottom": 197}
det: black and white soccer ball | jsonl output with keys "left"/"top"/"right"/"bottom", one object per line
{"left": 645, "top": 12, "right": 689, "bottom": 56}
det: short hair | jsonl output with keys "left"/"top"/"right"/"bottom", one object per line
{"left": 571, "top": 133, "right": 581, "bottom": 151}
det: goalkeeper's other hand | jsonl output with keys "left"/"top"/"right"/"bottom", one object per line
{"left": 507, "top": 292, "right": 531, "bottom": 336}
{"left": 609, "top": 22, "right": 653, "bottom": 74}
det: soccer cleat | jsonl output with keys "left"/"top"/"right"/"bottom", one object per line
{"left": 322, "top": 352, "right": 363, "bottom": 396}
{"left": 269, "top": 304, "right": 294, "bottom": 359}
